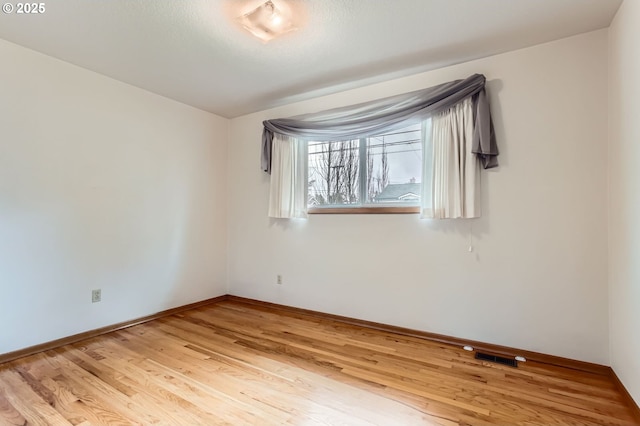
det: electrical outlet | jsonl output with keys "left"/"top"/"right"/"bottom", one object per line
{"left": 277, "top": 275, "right": 282, "bottom": 285}
{"left": 92, "top": 289, "right": 102, "bottom": 303}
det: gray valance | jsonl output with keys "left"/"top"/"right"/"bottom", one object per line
{"left": 261, "top": 73, "right": 498, "bottom": 173}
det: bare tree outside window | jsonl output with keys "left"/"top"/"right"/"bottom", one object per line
{"left": 308, "top": 123, "right": 423, "bottom": 208}
{"left": 309, "top": 140, "right": 359, "bottom": 206}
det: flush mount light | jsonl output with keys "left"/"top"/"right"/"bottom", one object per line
{"left": 237, "top": 0, "right": 297, "bottom": 42}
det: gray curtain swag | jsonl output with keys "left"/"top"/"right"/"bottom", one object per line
{"left": 261, "top": 73, "right": 498, "bottom": 174}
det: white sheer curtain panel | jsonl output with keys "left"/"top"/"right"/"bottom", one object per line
{"left": 268, "top": 134, "right": 308, "bottom": 218}
{"left": 421, "top": 98, "right": 481, "bottom": 219}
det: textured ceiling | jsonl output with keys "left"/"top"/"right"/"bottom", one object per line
{"left": 0, "top": 0, "right": 622, "bottom": 118}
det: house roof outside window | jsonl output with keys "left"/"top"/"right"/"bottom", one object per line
{"left": 375, "top": 182, "right": 421, "bottom": 203}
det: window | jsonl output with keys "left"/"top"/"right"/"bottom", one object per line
{"left": 307, "top": 123, "right": 423, "bottom": 213}
{"left": 264, "top": 74, "right": 496, "bottom": 219}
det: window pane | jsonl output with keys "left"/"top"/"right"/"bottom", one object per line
{"left": 366, "top": 124, "right": 422, "bottom": 204}
{"left": 308, "top": 140, "right": 360, "bottom": 207}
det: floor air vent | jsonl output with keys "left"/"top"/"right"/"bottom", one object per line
{"left": 475, "top": 352, "right": 518, "bottom": 367}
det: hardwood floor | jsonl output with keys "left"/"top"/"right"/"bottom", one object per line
{"left": 0, "top": 300, "right": 637, "bottom": 425}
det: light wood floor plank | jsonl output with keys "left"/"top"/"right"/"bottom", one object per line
{"left": 1, "top": 300, "right": 637, "bottom": 425}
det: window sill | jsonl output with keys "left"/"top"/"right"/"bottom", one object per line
{"left": 308, "top": 206, "right": 420, "bottom": 215}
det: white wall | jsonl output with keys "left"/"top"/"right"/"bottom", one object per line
{"left": 228, "top": 30, "right": 610, "bottom": 364}
{"left": 609, "top": 0, "right": 640, "bottom": 404}
{"left": 0, "top": 40, "right": 228, "bottom": 354}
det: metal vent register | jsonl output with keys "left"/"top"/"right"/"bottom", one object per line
{"left": 475, "top": 352, "right": 518, "bottom": 367}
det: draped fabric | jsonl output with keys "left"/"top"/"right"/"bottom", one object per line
{"left": 268, "top": 134, "right": 308, "bottom": 218}
{"left": 472, "top": 88, "right": 499, "bottom": 169}
{"left": 261, "top": 73, "right": 498, "bottom": 174}
{"left": 421, "top": 98, "right": 481, "bottom": 219}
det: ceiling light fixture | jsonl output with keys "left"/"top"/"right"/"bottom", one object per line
{"left": 237, "top": 0, "right": 296, "bottom": 43}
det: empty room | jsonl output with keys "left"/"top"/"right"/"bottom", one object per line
{"left": 1, "top": 0, "right": 639, "bottom": 424}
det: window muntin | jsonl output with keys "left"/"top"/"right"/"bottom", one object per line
{"left": 308, "top": 123, "right": 422, "bottom": 210}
